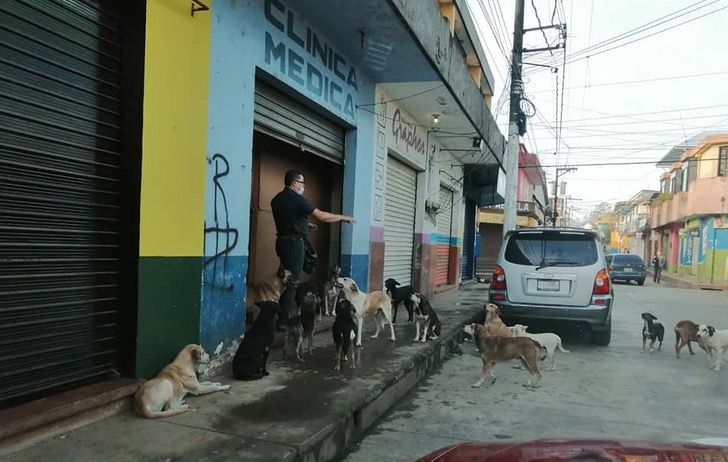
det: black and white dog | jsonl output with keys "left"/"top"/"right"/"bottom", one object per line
{"left": 332, "top": 299, "right": 358, "bottom": 370}
{"left": 384, "top": 278, "right": 415, "bottom": 323}
{"left": 642, "top": 312, "right": 665, "bottom": 353}
{"left": 296, "top": 290, "right": 318, "bottom": 359}
{"left": 233, "top": 301, "right": 279, "bottom": 380}
{"left": 323, "top": 265, "right": 342, "bottom": 318}
{"left": 409, "top": 292, "right": 441, "bottom": 343}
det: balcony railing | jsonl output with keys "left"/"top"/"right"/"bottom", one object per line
{"left": 652, "top": 176, "right": 728, "bottom": 227}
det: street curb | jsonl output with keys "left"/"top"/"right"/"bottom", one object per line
{"left": 295, "top": 306, "right": 482, "bottom": 462}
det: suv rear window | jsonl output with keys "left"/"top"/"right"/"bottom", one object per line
{"left": 505, "top": 231, "right": 598, "bottom": 267}
{"left": 613, "top": 255, "right": 644, "bottom": 265}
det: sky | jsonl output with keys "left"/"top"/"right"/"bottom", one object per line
{"left": 466, "top": 0, "right": 728, "bottom": 220}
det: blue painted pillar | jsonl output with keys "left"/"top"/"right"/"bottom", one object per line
{"left": 341, "top": 86, "right": 375, "bottom": 291}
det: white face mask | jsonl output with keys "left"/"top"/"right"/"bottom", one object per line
{"left": 297, "top": 185, "right": 305, "bottom": 195}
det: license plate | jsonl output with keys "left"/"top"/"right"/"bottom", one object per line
{"left": 624, "top": 268, "right": 633, "bottom": 273}
{"left": 537, "top": 280, "right": 560, "bottom": 291}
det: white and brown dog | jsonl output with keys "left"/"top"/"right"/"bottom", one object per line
{"left": 697, "top": 324, "right": 728, "bottom": 371}
{"left": 134, "top": 344, "right": 230, "bottom": 418}
{"left": 463, "top": 323, "right": 542, "bottom": 388}
{"left": 510, "top": 324, "right": 569, "bottom": 371}
{"left": 336, "top": 277, "right": 396, "bottom": 346}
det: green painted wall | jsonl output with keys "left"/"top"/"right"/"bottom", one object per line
{"left": 136, "top": 257, "right": 202, "bottom": 377}
{"left": 698, "top": 249, "right": 728, "bottom": 284}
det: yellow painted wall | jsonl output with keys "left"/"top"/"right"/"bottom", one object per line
{"left": 479, "top": 211, "right": 538, "bottom": 227}
{"left": 698, "top": 145, "right": 720, "bottom": 178}
{"left": 139, "top": 0, "right": 212, "bottom": 257}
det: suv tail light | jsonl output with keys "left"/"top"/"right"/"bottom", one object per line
{"left": 491, "top": 265, "right": 507, "bottom": 290}
{"left": 593, "top": 268, "right": 610, "bottom": 295}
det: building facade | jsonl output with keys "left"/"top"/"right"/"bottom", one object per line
{"left": 475, "top": 145, "right": 548, "bottom": 280}
{"left": 651, "top": 134, "right": 728, "bottom": 282}
{"left": 0, "top": 0, "right": 505, "bottom": 408}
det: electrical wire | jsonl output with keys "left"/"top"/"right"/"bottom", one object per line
{"left": 564, "top": 3, "right": 728, "bottom": 67}
{"left": 520, "top": 156, "right": 724, "bottom": 169}
{"left": 531, "top": 0, "right": 554, "bottom": 56}
{"left": 526, "top": 69, "right": 728, "bottom": 94}
{"left": 355, "top": 84, "right": 445, "bottom": 107}
{"left": 567, "top": 0, "right": 718, "bottom": 61}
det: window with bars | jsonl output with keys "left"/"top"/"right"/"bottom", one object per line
{"left": 719, "top": 146, "right": 728, "bottom": 177}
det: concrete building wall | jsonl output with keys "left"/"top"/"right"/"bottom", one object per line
{"left": 136, "top": 1, "right": 212, "bottom": 377}
{"left": 197, "top": 0, "right": 375, "bottom": 364}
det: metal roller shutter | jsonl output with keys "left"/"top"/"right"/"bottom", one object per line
{"left": 383, "top": 157, "right": 417, "bottom": 286}
{"left": 0, "top": 0, "right": 124, "bottom": 407}
{"left": 254, "top": 81, "right": 345, "bottom": 164}
{"left": 461, "top": 198, "right": 475, "bottom": 280}
{"left": 435, "top": 187, "right": 454, "bottom": 285}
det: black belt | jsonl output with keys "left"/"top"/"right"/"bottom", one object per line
{"left": 277, "top": 234, "right": 304, "bottom": 241}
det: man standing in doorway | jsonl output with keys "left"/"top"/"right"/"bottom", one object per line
{"left": 271, "top": 170, "right": 355, "bottom": 325}
{"left": 651, "top": 252, "right": 664, "bottom": 284}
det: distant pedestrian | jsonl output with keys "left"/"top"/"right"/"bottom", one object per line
{"left": 651, "top": 253, "right": 664, "bottom": 284}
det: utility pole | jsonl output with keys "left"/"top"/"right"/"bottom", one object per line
{"left": 503, "top": 0, "right": 525, "bottom": 237}
{"left": 552, "top": 167, "right": 576, "bottom": 227}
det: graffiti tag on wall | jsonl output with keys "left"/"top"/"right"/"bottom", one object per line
{"left": 204, "top": 153, "right": 239, "bottom": 291}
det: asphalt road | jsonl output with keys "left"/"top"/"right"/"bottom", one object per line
{"left": 344, "top": 281, "right": 728, "bottom": 462}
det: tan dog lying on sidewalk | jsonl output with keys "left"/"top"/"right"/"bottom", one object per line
{"left": 134, "top": 344, "right": 230, "bottom": 418}
{"left": 463, "top": 323, "right": 542, "bottom": 389}
{"left": 336, "top": 277, "right": 396, "bottom": 347}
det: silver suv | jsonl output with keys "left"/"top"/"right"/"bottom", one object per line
{"left": 489, "top": 228, "right": 613, "bottom": 345}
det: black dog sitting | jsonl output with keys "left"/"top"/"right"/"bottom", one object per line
{"left": 384, "top": 278, "right": 416, "bottom": 323}
{"left": 641, "top": 312, "right": 665, "bottom": 353}
{"left": 233, "top": 301, "right": 279, "bottom": 380}
{"left": 410, "top": 292, "right": 441, "bottom": 342}
{"left": 332, "top": 299, "right": 358, "bottom": 370}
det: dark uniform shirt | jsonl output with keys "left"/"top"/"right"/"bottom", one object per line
{"left": 271, "top": 188, "right": 316, "bottom": 237}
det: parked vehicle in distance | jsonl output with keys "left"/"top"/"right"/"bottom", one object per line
{"left": 606, "top": 253, "right": 647, "bottom": 286}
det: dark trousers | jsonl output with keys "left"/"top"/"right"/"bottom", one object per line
{"left": 276, "top": 237, "right": 304, "bottom": 325}
{"left": 653, "top": 266, "right": 662, "bottom": 283}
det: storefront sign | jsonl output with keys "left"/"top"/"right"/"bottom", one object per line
{"left": 264, "top": 0, "right": 357, "bottom": 119}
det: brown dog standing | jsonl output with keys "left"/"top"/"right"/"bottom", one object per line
{"left": 484, "top": 303, "right": 513, "bottom": 337}
{"left": 675, "top": 320, "right": 706, "bottom": 358}
{"left": 134, "top": 344, "right": 230, "bottom": 418}
{"left": 463, "top": 323, "right": 542, "bottom": 389}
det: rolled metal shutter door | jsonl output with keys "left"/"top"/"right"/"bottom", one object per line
{"left": 254, "top": 81, "right": 345, "bottom": 164}
{"left": 0, "top": 0, "right": 123, "bottom": 407}
{"left": 461, "top": 198, "right": 475, "bottom": 280}
{"left": 435, "top": 188, "right": 454, "bottom": 285}
{"left": 383, "top": 157, "right": 417, "bottom": 286}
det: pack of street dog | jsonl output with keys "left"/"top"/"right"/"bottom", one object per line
{"left": 640, "top": 312, "right": 728, "bottom": 371}
{"left": 133, "top": 270, "right": 444, "bottom": 418}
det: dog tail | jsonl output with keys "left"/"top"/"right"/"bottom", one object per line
{"left": 135, "top": 402, "right": 190, "bottom": 419}
{"left": 557, "top": 339, "right": 570, "bottom": 354}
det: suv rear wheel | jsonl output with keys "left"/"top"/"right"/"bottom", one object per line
{"left": 591, "top": 321, "right": 611, "bottom": 346}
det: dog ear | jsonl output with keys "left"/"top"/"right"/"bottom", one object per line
{"left": 190, "top": 345, "right": 203, "bottom": 360}
{"left": 350, "top": 282, "right": 358, "bottom": 293}
{"left": 708, "top": 326, "right": 716, "bottom": 336}
{"left": 277, "top": 266, "right": 285, "bottom": 279}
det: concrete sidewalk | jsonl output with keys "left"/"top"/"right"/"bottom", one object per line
{"left": 655, "top": 270, "right": 726, "bottom": 291}
{"left": 5, "top": 284, "right": 489, "bottom": 462}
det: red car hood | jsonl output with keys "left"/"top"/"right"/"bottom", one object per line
{"left": 416, "top": 439, "right": 728, "bottom": 462}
